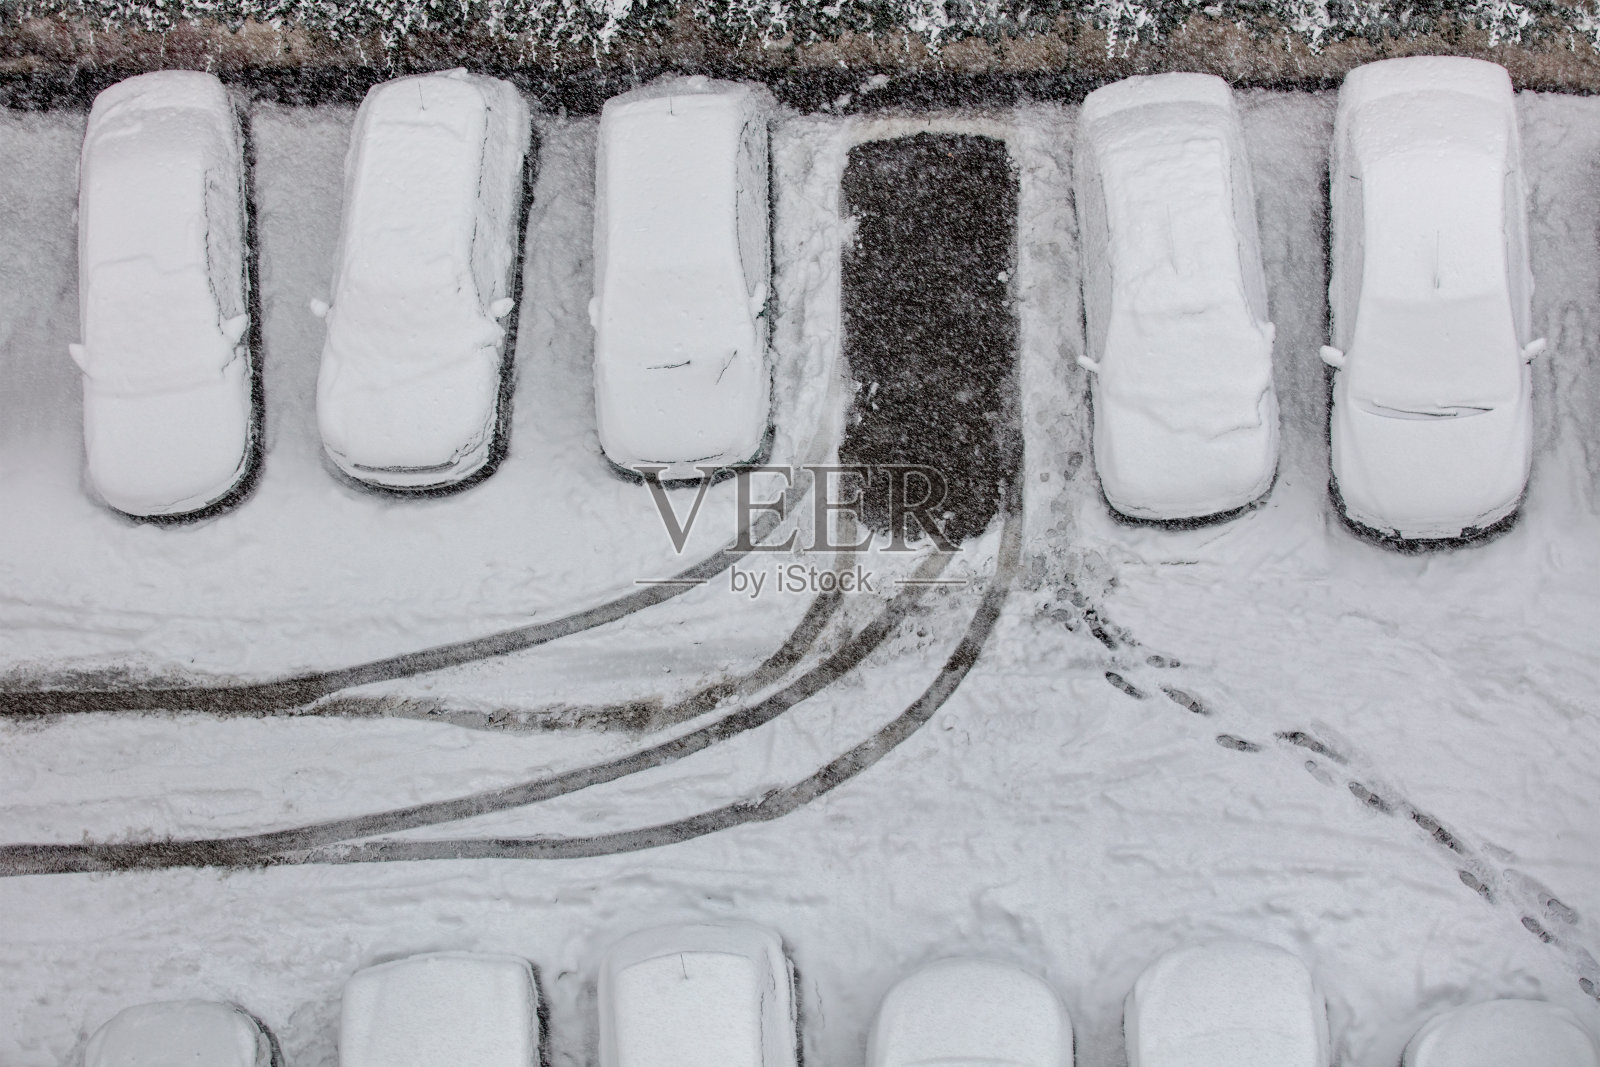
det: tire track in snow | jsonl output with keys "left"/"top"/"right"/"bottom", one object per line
{"left": 307, "top": 580, "right": 845, "bottom": 734}
{"left": 0, "top": 549, "right": 958, "bottom": 876}
{"left": 1067, "top": 584, "right": 1600, "bottom": 1004}
{"left": 0, "top": 493, "right": 807, "bottom": 719}
{"left": 0, "top": 125, "right": 1031, "bottom": 877}
{"left": 261, "top": 493, "right": 1017, "bottom": 867}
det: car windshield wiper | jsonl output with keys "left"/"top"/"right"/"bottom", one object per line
{"left": 1358, "top": 399, "right": 1494, "bottom": 420}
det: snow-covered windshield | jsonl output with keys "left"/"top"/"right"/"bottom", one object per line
{"left": 1347, "top": 295, "right": 1520, "bottom": 412}
{"left": 83, "top": 259, "right": 229, "bottom": 391}
{"left": 326, "top": 273, "right": 498, "bottom": 372}
{"left": 600, "top": 265, "right": 752, "bottom": 373}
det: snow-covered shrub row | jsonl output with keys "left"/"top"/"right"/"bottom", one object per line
{"left": 10, "top": 0, "right": 1600, "bottom": 55}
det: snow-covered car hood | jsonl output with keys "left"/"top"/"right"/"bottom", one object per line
{"left": 868, "top": 960, "right": 1072, "bottom": 1067}
{"left": 1403, "top": 1000, "right": 1600, "bottom": 1067}
{"left": 86, "top": 1000, "right": 269, "bottom": 1067}
{"left": 1100, "top": 308, "right": 1274, "bottom": 438}
{"left": 600, "top": 924, "right": 795, "bottom": 1067}
{"left": 341, "top": 953, "right": 540, "bottom": 1067}
{"left": 1124, "top": 942, "right": 1328, "bottom": 1067}
{"left": 1331, "top": 374, "right": 1531, "bottom": 537}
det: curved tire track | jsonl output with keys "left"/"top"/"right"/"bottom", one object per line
{"left": 253, "top": 497, "right": 1015, "bottom": 867}
{"left": 0, "top": 499, "right": 804, "bottom": 719}
{"left": 302, "top": 580, "right": 845, "bottom": 734}
{"left": 0, "top": 549, "right": 959, "bottom": 876}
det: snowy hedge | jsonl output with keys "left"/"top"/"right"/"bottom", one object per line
{"left": 9, "top": 0, "right": 1600, "bottom": 55}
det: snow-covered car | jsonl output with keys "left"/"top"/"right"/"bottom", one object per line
{"left": 1402, "top": 999, "right": 1600, "bottom": 1067}
{"left": 598, "top": 922, "right": 797, "bottom": 1067}
{"left": 868, "top": 959, "right": 1074, "bottom": 1067}
{"left": 70, "top": 70, "right": 256, "bottom": 519}
{"left": 315, "top": 69, "right": 529, "bottom": 491}
{"left": 1323, "top": 57, "right": 1543, "bottom": 541}
{"left": 86, "top": 1000, "right": 276, "bottom": 1067}
{"left": 1074, "top": 73, "right": 1279, "bottom": 522}
{"left": 1123, "top": 941, "right": 1330, "bottom": 1067}
{"left": 341, "top": 952, "right": 542, "bottom": 1067}
{"left": 591, "top": 76, "right": 772, "bottom": 479}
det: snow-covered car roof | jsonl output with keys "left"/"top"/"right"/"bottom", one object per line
{"left": 325, "top": 70, "right": 509, "bottom": 367}
{"left": 1124, "top": 941, "right": 1328, "bottom": 1067}
{"left": 869, "top": 959, "right": 1073, "bottom": 1067}
{"left": 600, "top": 923, "right": 795, "bottom": 1067}
{"left": 1403, "top": 1000, "right": 1600, "bottom": 1067}
{"left": 1079, "top": 75, "right": 1273, "bottom": 438}
{"left": 86, "top": 1000, "right": 270, "bottom": 1067}
{"left": 1341, "top": 62, "right": 1523, "bottom": 410}
{"left": 340, "top": 952, "right": 540, "bottom": 1067}
{"left": 78, "top": 70, "right": 239, "bottom": 394}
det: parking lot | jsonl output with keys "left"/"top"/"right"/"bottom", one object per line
{"left": 0, "top": 86, "right": 1597, "bottom": 1066}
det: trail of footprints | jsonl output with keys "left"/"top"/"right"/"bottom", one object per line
{"left": 1039, "top": 576, "right": 1600, "bottom": 1005}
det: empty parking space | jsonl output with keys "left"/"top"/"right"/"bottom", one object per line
{"left": 838, "top": 133, "right": 1020, "bottom": 545}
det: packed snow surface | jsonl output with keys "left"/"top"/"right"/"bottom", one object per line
{"left": 1402, "top": 999, "right": 1600, "bottom": 1067}
{"left": 74, "top": 70, "right": 252, "bottom": 516}
{"left": 84, "top": 1000, "right": 271, "bottom": 1067}
{"left": 317, "top": 70, "right": 528, "bottom": 485}
{"left": 1123, "top": 940, "right": 1329, "bottom": 1067}
{"left": 600, "top": 923, "right": 795, "bottom": 1067}
{"left": 1075, "top": 73, "right": 1276, "bottom": 519}
{"left": 592, "top": 77, "right": 771, "bottom": 476}
{"left": 1327, "top": 57, "right": 1534, "bottom": 537}
{"left": 339, "top": 952, "right": 540, "bottom": 1067}
{"left": 868, "top": 958, "right": 1073, "bottom": 1067}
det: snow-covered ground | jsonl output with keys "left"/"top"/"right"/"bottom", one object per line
{"left": 0, "top": 88, "right": 1597, "bottom": 1067}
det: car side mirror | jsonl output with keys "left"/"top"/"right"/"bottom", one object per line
{"left": 67, "top": 342, "right": 88, "bottom": 371}
{"left": 222, "top": 314, "right": 248, "bottom": 343}
{"left": 1522, "top": 337, "right": 1547, "bottom": 362}
{"left": 1319, "top": 345, "right": 1346, "bottom": 369}
{"left": 1077, "top": 355, "right": 1101, "bottom": 374}
{"left": 489, "top": 297, "right": 515, "bottom": 319}
{"left": 308, "top": 298, "right": 330, "bottom": 320}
